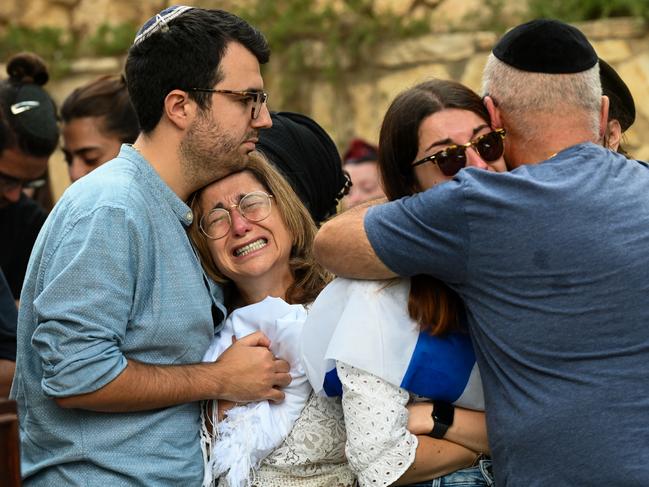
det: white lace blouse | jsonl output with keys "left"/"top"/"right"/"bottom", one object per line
{"left": 337, "top": 361, "right": 418, "bottom": 487}
{"left": 231, "top": 393, "right": 356, "bottom": 487}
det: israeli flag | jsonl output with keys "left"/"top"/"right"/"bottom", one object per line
{"left": 301, "top": 278, "right": 484, "bottom": 410}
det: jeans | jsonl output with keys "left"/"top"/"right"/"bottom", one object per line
{"left": 405, "top": 459, "right": 494, "bottom": 487}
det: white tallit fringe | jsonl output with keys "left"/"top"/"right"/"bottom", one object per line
{"left": 200, "top": 297, "right": 312, "bottom": 487}
{"left": 201, "top": 400, "right": 217, "bottom": 487}
{"left": 212, "top": 402, "right": 287, "bottom": 487}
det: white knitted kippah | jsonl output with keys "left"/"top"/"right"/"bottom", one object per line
{"left": 133, "top": 5, "right": 194, "bottom": 45}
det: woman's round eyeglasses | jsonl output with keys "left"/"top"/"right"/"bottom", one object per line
{"left": 199, "top": 191, "right": 274, "bottom": 240}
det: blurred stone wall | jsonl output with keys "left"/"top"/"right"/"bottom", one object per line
{"left": 0, "top": 1, "right": 647, "bottom": 199}
{"left": 298, "top": 16, "right": 649, "bottom": 160}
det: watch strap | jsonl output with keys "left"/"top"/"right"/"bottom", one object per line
{"left": 427, "top": 401, "right": 455, "bottom": 439}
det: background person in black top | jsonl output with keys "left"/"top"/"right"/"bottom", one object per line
{"left": 0, "top": 52, "right": 59, "bottom": 393}
{"left": 0, "top": 52, "right": 58, "bottom": 300}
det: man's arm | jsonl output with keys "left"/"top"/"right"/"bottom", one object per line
{"left": 55, "top": 331, "right": 291, "bottom": 411}
{"left": 314, "top": 203, "right": 396, "bottom": 279}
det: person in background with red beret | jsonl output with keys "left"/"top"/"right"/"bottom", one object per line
{"left": 341, "top": 138, "right": 385, "bottom": 210}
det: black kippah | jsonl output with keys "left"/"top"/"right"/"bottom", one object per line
{"left": 10, "top": 84, "right": 58, "bottom": 146}
{"left": 493, "top": 19, "right": 597, "bottom": 74}
{"left": 257, "top": 112, "right": 347, "bottom": 224}
{"left": 599, "top": 58, "right": 635, "bottom": 131}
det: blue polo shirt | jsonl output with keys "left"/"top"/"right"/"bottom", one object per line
{"left": 365, "top": 143, "right": 649, "bottom": 486}
{"left": 12, "top": 145, "right": 225, "bottom": 485}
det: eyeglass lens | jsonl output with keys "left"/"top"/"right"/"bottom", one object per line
{"left": 251, "top": 92, "right": 267, "bottom": 120}
{"left": 436, "top": 131, "right": 504, "bottom": 176}
{"left": 200, "top": 191, "right": 272, "bottom": 239}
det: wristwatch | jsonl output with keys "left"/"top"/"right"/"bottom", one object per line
{"left": 427, "top": 401, "right": 455, "bottom": 439}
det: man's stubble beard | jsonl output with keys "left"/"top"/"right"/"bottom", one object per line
{"left": 179, "top": 114, "right": 255, "bottom": 190}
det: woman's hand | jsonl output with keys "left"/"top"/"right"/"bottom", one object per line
{"left": 407, "top": 401, "right": 434, "bottom": 435}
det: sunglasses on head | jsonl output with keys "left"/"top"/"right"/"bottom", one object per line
{"left": 411, "top": 128, "right": 506, "bottom": 177}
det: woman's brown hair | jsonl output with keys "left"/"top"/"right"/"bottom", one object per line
{"left": 61, "top": 75, "right": 139, "bottom": 144}
{"left": 378, "top": 79, "right": 490, "bottom": 335}
{"left": 188, "top": 151, "right": 332, "bottom": 309}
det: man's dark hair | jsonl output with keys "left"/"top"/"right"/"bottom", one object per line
{"left": 61, "top": 75, "right": 139, "bottom": 144}
{"left": 125, "top": 8, "right": 270, "bottom": 134}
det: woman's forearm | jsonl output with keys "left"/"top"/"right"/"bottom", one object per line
{"left": 393, "top": 435, "right": 477, "bottom": 485}
{"left": 407, "top": 402, "right": 490, "bottom": 454}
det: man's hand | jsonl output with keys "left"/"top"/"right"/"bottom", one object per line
{"left": 214, "top": 331, "right": 291, "bottom": 403}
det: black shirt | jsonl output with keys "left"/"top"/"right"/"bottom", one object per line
{"left": 0, "top": 268, "right": 17, "bottom": 361}
{"left": 0, "top": 193, "right": 47, "bottom": 299}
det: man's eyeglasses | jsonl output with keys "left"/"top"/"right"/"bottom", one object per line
{"left": 0, "top": 170, "right": 47, "bottom": 191}
{"left": 189, "top": 88, "right": 269, "bottom": 120}
{"left": 199, "top": 191, "right": 274, "bottom": 240}
{"left": 411, "top": 129, "right": 506, "bottom": 177}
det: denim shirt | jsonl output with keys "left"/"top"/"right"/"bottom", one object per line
{"left": 11, "top": 145, "right": 225, "bottom": 486}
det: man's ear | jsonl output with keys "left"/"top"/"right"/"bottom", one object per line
{"left": 163, "top": 89, "right": 196, "bottom": 130}
{"left": 483, "top": 96, "right": 503, "bottom": 129}
{"left": 599, "top": 95, "right": 610, "bottom": 141}
{"left": 605, "top": 119, "right": 623, "bottom": 151}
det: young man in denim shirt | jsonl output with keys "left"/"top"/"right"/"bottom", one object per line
{"left": 12, "top": 7, "right": 290, "bottom": 485}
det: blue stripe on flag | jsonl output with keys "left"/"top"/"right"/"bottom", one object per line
{"left": 323, "top": 368, "right": 342, "bottom": 396}
{"left": 401, "top": 331, "right": 476, "bottom": 402}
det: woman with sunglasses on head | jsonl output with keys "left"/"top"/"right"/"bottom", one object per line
{"left": 188, "top": 149, "right": 354, "bottom": 486}
{"left": 302, "top": 79, "right": 506, "bottom": 487}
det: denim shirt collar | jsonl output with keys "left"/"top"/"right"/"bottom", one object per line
{"left": 120, "top": 144, "right": 194, "bottom": 227}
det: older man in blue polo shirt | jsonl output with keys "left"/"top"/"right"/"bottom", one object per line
{"left": 314, "top": 20, "right": 649, "bottom": 486}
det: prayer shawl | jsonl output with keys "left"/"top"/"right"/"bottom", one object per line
{"left": 301, "top": 278, "right": 484, "bottom": 410}
{"left": 201, "top": 297, "right": 311, "bottom": 487}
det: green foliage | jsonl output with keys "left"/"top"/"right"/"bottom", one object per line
{"left": 0, "top": 25, "right": 75, "bottom": 77}
{"left": 0, "top": 0, "right": 645, "bottom": 87}
{"left": 234, "top": 0, "right": 430, "bottom": 106}
{"left": 0, "top": 22, "right": 136, "bottom": 78}
{"left": 87, "top": 22, "right": 138, "bottom": 57}
{"left": 528, "top": 0, "right": 649, "bottom": 22}
{"left": 473, "top": 0, "right": 510, "bottom": 33}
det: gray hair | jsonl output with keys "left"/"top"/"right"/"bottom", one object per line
{"left": 482, "top": 54, "right": 602, "bottom": 139}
